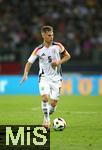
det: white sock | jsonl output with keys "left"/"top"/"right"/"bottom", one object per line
{"left": 49, "top": 104, "right": 56, "bottom": 114}
{"left": 42, "top": 101, "right": 50, "bottom": 122}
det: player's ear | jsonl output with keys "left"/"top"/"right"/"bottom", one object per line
{"left": 41, "top": 32, "right": 45, "bottom": 38}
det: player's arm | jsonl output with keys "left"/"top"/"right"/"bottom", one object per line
{"left": 20, "top": 62, "right": 32, "bottom": 84}
{"left": 20, "top": 49, "right": 38, "bottom": 84}
{"left": 59, "top": 49, "right": 71, "bottom": 65}
{"left": 51, "top": 43, "right": 71, "bottom": 68}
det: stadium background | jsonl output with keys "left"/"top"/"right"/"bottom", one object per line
{"left": 0, "top": 0, "right": 102, "bottom": 95}
{"left": 0, "top": 0, "right": 102, "bottom": 150}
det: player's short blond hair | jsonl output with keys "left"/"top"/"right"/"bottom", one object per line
{"left": 41, "top": 25, "right": 53, "bottom": 33}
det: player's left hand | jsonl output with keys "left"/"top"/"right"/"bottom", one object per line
{"left": 51, "top": 61, "right": 60, "bottom": 69}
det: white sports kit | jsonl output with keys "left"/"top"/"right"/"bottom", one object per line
{"left": 28, "top": 42, "right": 65, "bottom": 100}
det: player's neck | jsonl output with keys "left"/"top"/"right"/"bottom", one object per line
{"left": 43, "top": 41, "right": 52, "bottom": 48}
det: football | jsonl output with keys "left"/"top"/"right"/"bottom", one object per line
{"left": 53, "top": 117, "right": 67, "bottom": 131}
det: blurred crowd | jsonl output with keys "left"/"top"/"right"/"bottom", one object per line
{"left": 0, "top": 0, "right": 102, "bottom": 63}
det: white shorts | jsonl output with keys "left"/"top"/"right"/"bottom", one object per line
{"left": 39, "top": 77, "right": 62, "bottom": 100}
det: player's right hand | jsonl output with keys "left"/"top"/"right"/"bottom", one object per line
{"left": 20, "top": 75, "right": 28, "bottom": 85}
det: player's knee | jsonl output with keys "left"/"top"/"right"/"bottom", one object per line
{"left": 51, "top": 100, "right": 57, "bottom": 107}
{"left": 51, "top": 103, "right": 56, "bottom": 107}
{"left": 42, "top": 94, "right": 49, "bottom": 102}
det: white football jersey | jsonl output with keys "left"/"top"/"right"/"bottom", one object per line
{"left": 28, "top": 42, "right": 65, "bottom": 81}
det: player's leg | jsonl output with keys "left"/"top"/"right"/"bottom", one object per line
{"left": 41, "top": 94, "right": 50, "bottom": 124}
{"left": 39, "top": 78, "right": 50, "bottom": 127}
{"left": 49, "top": 80, "right": 62, "bottom": 114}
{"left": 49, "top": 99, "right": 57, "bottom": 114}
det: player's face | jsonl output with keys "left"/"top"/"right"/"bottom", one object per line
{"left": 43, "top": 31, "right": 54, "bottom": 43}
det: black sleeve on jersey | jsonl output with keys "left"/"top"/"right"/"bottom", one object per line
{"left": 60, "top": 49, "right": 67, "bottom": 58}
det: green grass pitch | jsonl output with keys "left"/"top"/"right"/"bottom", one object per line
{"left": 0, "top": 95, "right": 102, "bottom": 150}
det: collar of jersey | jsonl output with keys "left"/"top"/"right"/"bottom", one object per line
{"left": 43, "top": 42, "right": 53, "bottom": 48}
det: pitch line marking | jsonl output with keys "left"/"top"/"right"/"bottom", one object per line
{"left": 57, "top": 111, "right": 102, "bottom": 114}
{"left": 32, "top": 107, "right": 40, "bottom": 111}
